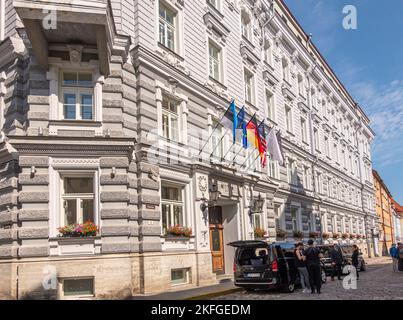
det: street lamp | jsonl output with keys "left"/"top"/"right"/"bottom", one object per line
{"left": 249, "top": 194, "right": 264, "bottom": 216}
{"left": 200, "top": 183, "right": 221, "bottom": 212}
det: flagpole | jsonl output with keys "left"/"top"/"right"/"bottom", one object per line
{"left": 239, "top": 150, "right": 257, "bottom": 169}
{"left": 245, "top": 153, "right": 263, "bottom": 173}
{"left": 222, "top": 141, "right": 236, "bottom": 161}
{"left": 198, "top": 99, "right": 234, "bottom": 156}
{"left": 231, "top": 144, "right": 245, "bottom": 164}
{"left": 210, "top": 128, "right": 230, "bottom": 159}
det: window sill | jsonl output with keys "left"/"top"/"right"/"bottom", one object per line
{"left": 162, "top": 235, "right": 195, "bottom": 251}
{"left": 49, "top": 120, "right": 102, "bottom": 127}
{"left": 157, "top": 42, "right": 184, "bottom": 62}
{"left": 50, "top": 236, "right": 101, "bottom": 256}
{"left": 208, "top": 76, "right": 227, "bottom": 90}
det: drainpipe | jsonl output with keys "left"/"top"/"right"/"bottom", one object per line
{"left": 260, "top": 0, "right": 275, "bottom": 49}
{"left": 305, "top": 39, "right": 321, "bottom": 242}
{"left": 355, "top": 118, "right": 373, "bottom": 257}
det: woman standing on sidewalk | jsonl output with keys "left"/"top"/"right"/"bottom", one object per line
{"left": 294, "top": 242, "right": 311, "bottom": 293}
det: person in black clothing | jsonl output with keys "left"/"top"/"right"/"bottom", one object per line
{"left": 329, "top": 244, "right": 343, "bottom": 281}
{"left": 294, "top": 242, "right": 311, "bottom": 293}
{"left": 304, "top": 239, "right": 323, "bottom": 294}
{"left": 351, "top": 244, "right": 360, "bottom": 280}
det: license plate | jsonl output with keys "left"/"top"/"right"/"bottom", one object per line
{"left": 245, "top": 273, "right": 261, "bottom": 278}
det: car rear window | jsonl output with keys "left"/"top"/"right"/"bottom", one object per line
{"left": 237, "top": 247, "right": 271, "bottom": 265}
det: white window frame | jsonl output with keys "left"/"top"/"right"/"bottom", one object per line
{"left": 161, "top": 184, "right": 186, "bottom": 234}
{"left": 268, "top": 155, "right": 279, "bottom": 180}
{"left": 211, "top": 119, "right": 225, "bottom": 159}
{"left": 171, "top": 268, "right": 191, "bottom": 286}
{"left": 60, "top": 277, "right": 95, "bottom": 299}
{"left": 207, "top": 0, "right": 221, "bottom": 12}
{"left": 291, "top": 207, "right": 300, "bottom": 232}
{"left": 48, "top": 157, "right": 100, "bottom": 238}
{"left": 300, "top": 117, "right": 307, "bottom": 143}
{"left": 47, "top": 59, "right": 104, "bottom": 135}
{"left": 282, "top": 58, "right": 290, "bottom": 83}
{"left": 156, "top": 0, "right": 184, "bottom": 56}
{"left": 156, "top": 81, "right": 188, "bottom": 147}
{"left": 264, "top": 40, "right": 273, "bottom": 66}
{"left": 161, "top": 95, "right": 180, "bottom": 142}
{"left": 60, "top": 174, "right": 95, "bottom": 227}
{"left": 324, "top": 136, "right": 330, "bottom": 157}
{"left": 285, "top": 105, "right": 293, "bottom": 133}
{"left": 241, "top": 10, "right": 252, "bottom": 41}
{"left": 253, "top": 213, "right": 263, "bottom": 230}
{"left": 298, "top": 74, "right": 305, "bottom": 97}
{"left": 265, "top": 89, "right": 275, "bottom": 122}
{"left": 208, "top": 39, "right": 224, "bottom": 83}
{"left": 60, "top": 71, "right": 94, "bottom": 121}
{"left": 159, "top": 1, "right": 177, "bottom": 52}
{"left": 314, "top": 128, "right": 320, "bottom": 152}
{"left": 244, "top": 67, "right": 256, "bottom": 105}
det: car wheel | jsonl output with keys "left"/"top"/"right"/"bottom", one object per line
{"left": 321, "top": 269, "right": 327, "bottom": 284}
{"left": 284, "top": 283, "right": 295, "bottom": 293}
{"left": 360, "top": 262, "right": 366, "bottom": 272}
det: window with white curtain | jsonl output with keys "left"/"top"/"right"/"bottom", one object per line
{"left": 266, "top": 90, "right": 275, "bottom": 121}
{"left": 244, "top": 69, "right": 255, "bottom": 104}
{"left": 161, "top": 185, "right": 185, "bottom": 234}
{"left": 161, "top": 96, "right": 179, "bottom": 141}
{"left": 159, "top": 2, "right": 176, "bottom": 51}
{"left": 209, "top": 41, "right": 222, "bottom": 82}
{"left": 61, "top": 175, "right": 95, "bottom": 226}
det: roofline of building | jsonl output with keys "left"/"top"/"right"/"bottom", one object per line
{"left": 276, "top": 0, "right": 374, "bottom": 136}
{"left": 372, "top": 170, "right": 393, "bottom": 198}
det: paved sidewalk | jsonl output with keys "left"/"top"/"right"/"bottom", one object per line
{"left": 212, "top": 256, "right": 403, "bottom": 300}
{"left": 132, "top": 280, "right": 240, "bottom": 300}
{"left": 131, "top": 257, "right": 393, "bottom": 300}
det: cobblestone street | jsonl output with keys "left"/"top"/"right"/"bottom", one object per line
{"left": 212, "top": 258, "right": 403, "bottom": 300}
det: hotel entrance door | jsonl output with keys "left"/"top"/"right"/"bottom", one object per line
{"left": 209, "top": 206, "right": 225, "bottom": 274}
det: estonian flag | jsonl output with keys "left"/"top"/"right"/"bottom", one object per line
{"left": 235, "top": 106, "right": 246, "bottom": 145}
{"left": 221, "top": 101, "right": 236, "bottom": 131}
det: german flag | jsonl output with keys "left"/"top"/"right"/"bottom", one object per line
{"left": 246, "top": 114, "right": 259, "bottom": 150}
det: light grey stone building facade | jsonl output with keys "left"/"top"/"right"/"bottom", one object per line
{"left": 0, "top": 0, "right": 378, "bottom": 299}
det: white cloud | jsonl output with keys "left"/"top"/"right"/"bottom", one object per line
{"left": 350, "top": 80, "right": 403, "bottom": 169}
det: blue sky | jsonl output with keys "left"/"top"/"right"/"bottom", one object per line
{"left": 285, "top": 0, "right": 403, "bottom": 203}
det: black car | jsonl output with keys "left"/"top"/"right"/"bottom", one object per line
{"left": 318, "top": 244, "right": 366, "bottom": 276}
{"left": 228, "top": 240, "right": 326, "bottom": 293}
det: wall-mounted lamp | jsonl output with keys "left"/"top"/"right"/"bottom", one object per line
{"left": 30, "top": 166, "right": 36, "bottom": 178}
{"left": 249, "top": 193, "right": 264, "bottom": 216}
{"left": 200, "top": 183, "right": 221, "bottom": 212}
{"left": 111, "top": 167, "right": 116, "bottom": 178}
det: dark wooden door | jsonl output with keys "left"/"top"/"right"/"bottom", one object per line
{"left": 209, "top": 206, "right": 225, "bottom": 274}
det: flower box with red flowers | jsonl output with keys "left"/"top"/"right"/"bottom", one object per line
{"left": 57, "top": 221, "right": 99, "bottom": 238}
{"left": 166, "top": 225, "right": 192, "bottom": 238}
{"left": 254, "top": 228, "right": 267, "bottom": 239}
